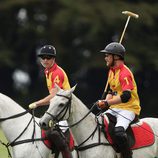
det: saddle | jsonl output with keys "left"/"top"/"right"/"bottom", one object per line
{"left": 101, "top": 113, "right": 155, "bottom": 151}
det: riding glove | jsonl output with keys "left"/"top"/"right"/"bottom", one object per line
{"left": 96, "top": 100, "right": 109, "bottom": 109}
{"left": 29, "top": 102, "right": 37, "bottom": 109}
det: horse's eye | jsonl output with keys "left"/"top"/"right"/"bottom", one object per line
{"left": 59, "top": 103, "right": 65, "bottom": 107}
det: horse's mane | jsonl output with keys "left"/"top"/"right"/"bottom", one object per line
{"left": 72, "top": 94, "right": 89, "bottom": 109}
{"left": 72, "top": 93, "right": 95, "bottom": 118}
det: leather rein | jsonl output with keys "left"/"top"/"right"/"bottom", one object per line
{"left": 45, "top": 93, "right": 111, "bottom": 155}
{"left": 0, "top": 109, "right": 46, "bottom": 158}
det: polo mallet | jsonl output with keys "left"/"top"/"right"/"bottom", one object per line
{"left": 101, "top": 11, "right": 139, "bottom": 99}
{"left": 119, "top": 11, "right": 139, "bottom": 43}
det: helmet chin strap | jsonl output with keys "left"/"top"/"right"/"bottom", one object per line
{"left": 111, "top": 55, "right": 122, "bottom": 67}
{"left": 111, "top": 55, "right": 115, "bottom": 67}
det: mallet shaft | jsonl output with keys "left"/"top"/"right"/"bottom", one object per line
{"left": 119, "top": 16, "right": 131, "bottom": 43}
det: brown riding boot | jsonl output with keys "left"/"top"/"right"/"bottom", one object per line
{"left": 61, "top": 146, "right": 73, "bottom": 158}
{"left": 46, "top": 129, "right": 72, "bottom": 158}
{"left": 61, "top": 130, "right": 73, "bottom": 158}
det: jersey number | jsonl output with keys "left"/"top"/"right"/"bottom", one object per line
{"left": 54, "top": 75, "right": 60, "bottom": 84}
{"left": 124, "top": 77, "right": 129, "bottom": 85}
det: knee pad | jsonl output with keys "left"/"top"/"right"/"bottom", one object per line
{"left": 114, "top": 126, "right": 128, "bottom": 146}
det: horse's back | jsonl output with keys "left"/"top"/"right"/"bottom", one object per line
{"left": 141, "top": 117, "right": 158, "bottom": 125}
{"left": 140, "top": 117, "right": 158, "bottom": 135}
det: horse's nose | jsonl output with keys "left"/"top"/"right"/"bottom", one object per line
{"left": 39, "top": 121, "right": 48, "bottom": 130}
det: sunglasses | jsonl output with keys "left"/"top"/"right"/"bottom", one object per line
{"left": 40, "top": 55, "right": 53, "bottom": 60}
{"left": 105, "top": 54, "right": 111, "bottom": 57}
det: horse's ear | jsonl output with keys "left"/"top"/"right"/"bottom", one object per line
{"left": 54, "top": 83, "right": 61, "bottom": 91}
{"left": 70, "top": 84, "right": 77, "bottom": 93}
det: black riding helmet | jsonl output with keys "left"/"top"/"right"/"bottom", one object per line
{"left": 38, "top": 45, "right": 56, "bottom": 57}
{"left": 100, "top": 42, "right": 125, "bottom": 59}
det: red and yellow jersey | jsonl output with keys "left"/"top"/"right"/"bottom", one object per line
{"left": 108, "top": 64, "right": 141, "bottom": 115}
{"left": 44, "top": 63, "right": 70, "bottom": 93}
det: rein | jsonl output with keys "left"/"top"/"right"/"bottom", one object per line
{"left": 73, "top": 114, "right": 111, "bottom": 155}
{"left": 46, "top": 93, "right": 96, "bottom": 128}
{"left": 0, "top": 109, "right": 46, "bottom": 158}
{"left": 45, "top": 93, "right": 111, "bottom": 156}
{"left": 46, "top": 93, "right": 72, "bottom": 123}
{"left": 75, "top": 121, "right": 110, "bottom": 152}
{"left": 0, "top": 109, "right": 30, "bottom": 122}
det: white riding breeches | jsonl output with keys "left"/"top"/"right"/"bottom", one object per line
{"left": 58, "top": 120, "right": 69, "bottom": 132}
{"left": 104, "top": 108, "right": 135, "bottom": 130}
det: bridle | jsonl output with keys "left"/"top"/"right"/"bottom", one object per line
{"left": 44, "top": 93, "right": 111, "bottom": 157}
{"left": 0, "top": 109, "right": 46, "bottom": 158}
{"left": 45, "top": 93, "right": 96, "bottom": 128}
{"left": 45, "top": 93, "right": 72, "bottom": 124}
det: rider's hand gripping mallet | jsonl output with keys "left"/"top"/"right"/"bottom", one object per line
{"left": 101, "top": 11, "right": 139, "bottom": 99}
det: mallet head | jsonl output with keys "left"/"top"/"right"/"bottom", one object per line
{"left": 122, "top": 11, "right": 139, "bottom": 19}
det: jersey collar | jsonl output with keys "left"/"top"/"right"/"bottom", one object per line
{"left": 45, "top": 63, "right": 57, "bottom": 75}
{"left": 110, "top": 63, "right": 124, "bottom": 72}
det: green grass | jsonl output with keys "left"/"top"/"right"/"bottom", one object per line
{"left": 0, "top": 129, "right": 52, "bottom": 158}
{"left": 0, "top": 129, "right": 8, "bottom": 158}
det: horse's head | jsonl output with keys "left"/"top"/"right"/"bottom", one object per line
{"left": 39, "top": 85, "right": 76, "bottom": 130}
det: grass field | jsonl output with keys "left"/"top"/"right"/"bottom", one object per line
{"left": 0, "top": 129, "right": 53, "bottom": 158}
{"left": 0, "top": 129, "right": 8, "bottom": 158}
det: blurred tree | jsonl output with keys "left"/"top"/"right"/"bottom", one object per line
{"left": 0, "top": 0, "right": 158, "bottom": 117}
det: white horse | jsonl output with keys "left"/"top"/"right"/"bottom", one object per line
{"left": 0, "top": 93, "right": 51, "bottom": 158}
{"left": 40, "top": 86, "right": 158, "bottom": 158}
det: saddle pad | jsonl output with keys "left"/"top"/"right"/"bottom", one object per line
{"left": 41, "top": 129, "right": 52, "bottom": 149}
{"left": 103, "top": 116, "right": 155, "bottom": 149}
{"left": 131, "top": 121, "right": 155, "bottom": 149}
{"left": 69, "top": 130, "right": 75, "bottom": 151}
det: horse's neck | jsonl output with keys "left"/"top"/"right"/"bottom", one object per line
{"left": 0, "top": 93, "right": 40, "bottom": 142}
{"left": 69, "top": 95, "right": 98, "bottom": 144}
{"left": 0, "top": 93, "right": 25, "bottom": 116}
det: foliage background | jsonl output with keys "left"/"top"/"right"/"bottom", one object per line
{"left": 1, "top": 0, "right": 158, "bottom": 157}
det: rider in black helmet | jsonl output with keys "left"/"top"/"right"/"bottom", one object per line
{"left": 96, "top": 42, "right": 141, "bottom": 158}
{"left": 100, "top": 42, "right": 125, "bottom": 66}
{"left": 100, "top": 42, "right": 125, "bottom": 57}
{"left": 29, "top": 44, "right": 73, "bottom": 158}
{"left": 38, "top": 45, "right": 57, "bottom": 57}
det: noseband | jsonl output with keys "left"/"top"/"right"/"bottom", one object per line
{"left": 45, "top": 93, "right": 72, "bottom": 123}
